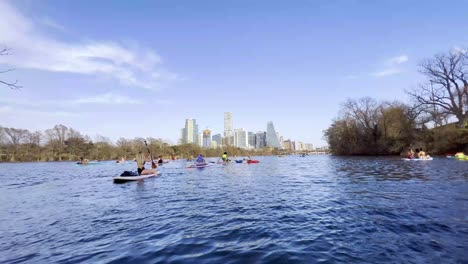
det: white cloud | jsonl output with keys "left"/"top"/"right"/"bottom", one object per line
{"left": 0, "top": 1, "right": 178, "bottom": 90}
{"left": 0, "top": 105, "right": 77, "bottom": 118}
{"left": 74, "top": 93, "right": 142, "bottom": 105}
{"left": 371, "top": 68, "right": 401, "bottom": 77}
{"left": 37, "top": 16, "right": 66, "bottom": 32}
{"left": 370, "top": 54, "right": 408, "bottom": 78}
{"left": 154, "top": 99, "right": 174, "bottom": 105}
{"left": 388, "top": 55, "right": 408, "bottom": 65}
{"left": 452, "top": 46, "right": 467, "bottom": 55}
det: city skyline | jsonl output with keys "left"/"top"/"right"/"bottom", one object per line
{"left": 1, "top": 1, "right": 467, "bottom": 147}
{"left": 179, "top": 112, "right": 316, "bottom": 150}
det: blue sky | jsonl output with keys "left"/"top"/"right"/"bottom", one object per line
{"left": 1, "top": 0, "right": 467, "bottom": 146}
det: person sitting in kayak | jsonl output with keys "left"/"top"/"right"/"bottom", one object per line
{"left": 221, "top": 152, "right": 229, "bottom": 162}
{"left": 196, "top": 154, "right": 206, "bottom": 164}
{"left": 418, "top": 148, "right": 429, "bottom": 159}
{"left": 407, "top": 149, "right": 415, "bottom": 159}
{"left": 158, "top": 156, "right": 164, "bottom": 164}
{"left": 136, "top": 151, "right": 157, "bottom": 175}
{"left": 77, "top": 157, "right": 89, "bottom": 164}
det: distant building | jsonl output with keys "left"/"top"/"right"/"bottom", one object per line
{"left": 294, "top": 141, "right": 305, "bottom": 151}
{"left": 255, "top": 131, "right": 267, "bottom": 149}
{"left": 198, "top": 133, "right": 203, "bottom": 147}
{"left": 224, "top": 112, "right": 233, "bottom": 145}
{"left": 182, "top": 119, "right": 198, "bottom": 144}
{"left": 248, "top": 132, "right": 256, "bottom": 148}
{"left": 266, "top": 122, "right": 282, "bottom": 149}
{"left": 203, "top": 129, "right": 211, "bottom": 148}
{"left": 283, "top": 139, "right": 294, "bottom": 151}
{"left": 305, "top": 143, "right": 314, "bottom": 151}
{"left": 234, "top": 128, "right": 248, "bottom": 149}
{"left": 211, "top": 141, "right": 218, "bottom": 149}
{"left": 212, "top": 134, "right": 222, "bottom": 147}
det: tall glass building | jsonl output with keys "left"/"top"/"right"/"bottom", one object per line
{"left": 224, "top": 112, "right": 233, "bottom": 145}
{"left": 266, "top": 122, "right": 282, "bottom": 149}
{"left": 182, "top": 118, "right": 198, "bottom": 144}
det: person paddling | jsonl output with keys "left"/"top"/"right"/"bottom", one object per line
{"left": 418, "top": 148, "right": 427, "bottom": 159}
{"left": 158, "top": 156, "right": 164, "bottom": 164}
{"left": 136, "top": 151, "right": 157, "bottom": 175}
{"left": 196, "top": 154, "right": 206, "bottom": 164}
{"left": 78, "top": 157, "right": 89, "bottom": 164}
{"left": 221, "top": 152, "right": 229, "bottom": 162}
{"left": 407, "top": 149, "right": 415, "bottom": 159}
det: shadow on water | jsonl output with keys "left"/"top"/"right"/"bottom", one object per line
{"left": 0, "top": 156, "right": 467, "bottom": 263}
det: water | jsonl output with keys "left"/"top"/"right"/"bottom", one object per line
{"left": 0, "top": 156, "right": 467, "bottom": 263}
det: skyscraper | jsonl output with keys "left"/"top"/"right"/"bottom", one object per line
{"left": 203, "top": 129, "right": 211, "bottom": 148}
{"left": 182, "top": 119, "right": 198, "bottom": 144}
{"left": 266, "top": 122, "right": 282, "bottom": 149}
{"left": 212, "top": 134, "right": 222, "bottom": 147}
{"left": 224, "top": 112, "right": 233, "bottom": 145}
{"left": 248, "top": 132, "right": 256, "bottom": 149}
{"left": 255, "top": 131, "right": 267, "bottom": 149}
{"left": 234, "top": 128, "right": 248, "bottom": 149}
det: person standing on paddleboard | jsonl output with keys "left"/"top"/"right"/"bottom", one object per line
{"left": 136, "top": 151, "right": 157, "bottom": 175}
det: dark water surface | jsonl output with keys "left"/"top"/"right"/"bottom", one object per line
{"left": 1, "top": 156, "right": 467, "bottom": 263}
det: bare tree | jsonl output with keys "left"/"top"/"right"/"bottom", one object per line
{"left": 0, "top": 46, "right": 21, "bottom": 90}
{"left": 408, "top": 50, "right": 468, "bottom": 128}
{"left": 2, "top": 127, "right": 29, "bottom": 145}
{"left": 341, "top": 97, "right": 380, "bottom": 131}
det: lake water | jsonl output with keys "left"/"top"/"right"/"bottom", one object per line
{"left": 0, "top": 156, "right": 467, "bottom": 263}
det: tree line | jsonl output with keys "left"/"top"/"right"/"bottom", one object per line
{"left": 0, "top": 124, "right": 282, "bottom": 162}
{"left": 325, "top": 50, "right": 468, "bottom": 155}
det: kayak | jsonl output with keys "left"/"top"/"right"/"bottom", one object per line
{"left": 235, "top": 160, "right": 243, "bottom": 163}
{"left": 113, "top": 172, "right": 158, "bottom": 183}
{"left": 403, "top": 157, "right": 433, "bottom": 161}
{"left": 76, "top": 162, "right": 100, "bottom": 166}
{"left": 247, "top": 160, "right": 260, "bottom": 164}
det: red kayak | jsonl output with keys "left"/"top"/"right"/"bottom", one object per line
{"left": 247, "top": 160, "right": 260, "bottom": 164}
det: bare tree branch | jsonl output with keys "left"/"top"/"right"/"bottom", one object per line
{"left": 0, "top": 80, "right": 22, "bottom": 90}
{"left": 0, "top": 46, "right": 21, "bottom": 89}
{"left": 0, "top": 47, "right": 12, "bottom": 56}
{"left": 408, "top": 50, "right": 468, "bottom": 127}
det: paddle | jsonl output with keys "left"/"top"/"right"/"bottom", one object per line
{"left": 144, "top": 140, "right": 157, "bottom": 169}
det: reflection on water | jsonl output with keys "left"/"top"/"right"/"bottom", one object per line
{"left": 0, "top": 156, "right": 467, "bottom": 263}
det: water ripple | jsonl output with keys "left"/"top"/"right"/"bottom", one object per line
{"left": 0, "top": 157, "right": 467, "bottom": 263}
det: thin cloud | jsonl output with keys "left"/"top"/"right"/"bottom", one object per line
{"left": 74, "top": 93, "right": 142, "bottom": 105}
{"left": 371, "top": 68, "right": 401, "bottom": 77}
{"left": 0, "top": 105, "right": 78, "bottom": 117}
{"left": 0, "top": 1, "right": 178, "bottom": 90}
{"left": 37, "top": 16, "right": 66, "bottom": 32}
{"left": 387, "top": 55, "right": 408, "bottom": 65}
{"left": 371, "top": 54, "right": 408, "bottom": 78}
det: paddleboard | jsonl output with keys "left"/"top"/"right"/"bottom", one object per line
{"left": 403, "top": 157, "right": 433, "bottom": 161}
{"left": 113, "top": 172, "right": 157, "bottom": 183}
{"left": 247, "top": 160, "right": 260, "bottom": 164}
{"left": 188, "top": 163, "right": 209, "bottom": 168}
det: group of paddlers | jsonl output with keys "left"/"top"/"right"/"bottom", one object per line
{"left": 406, "top": 148, "right": 430, "bottom": 159}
